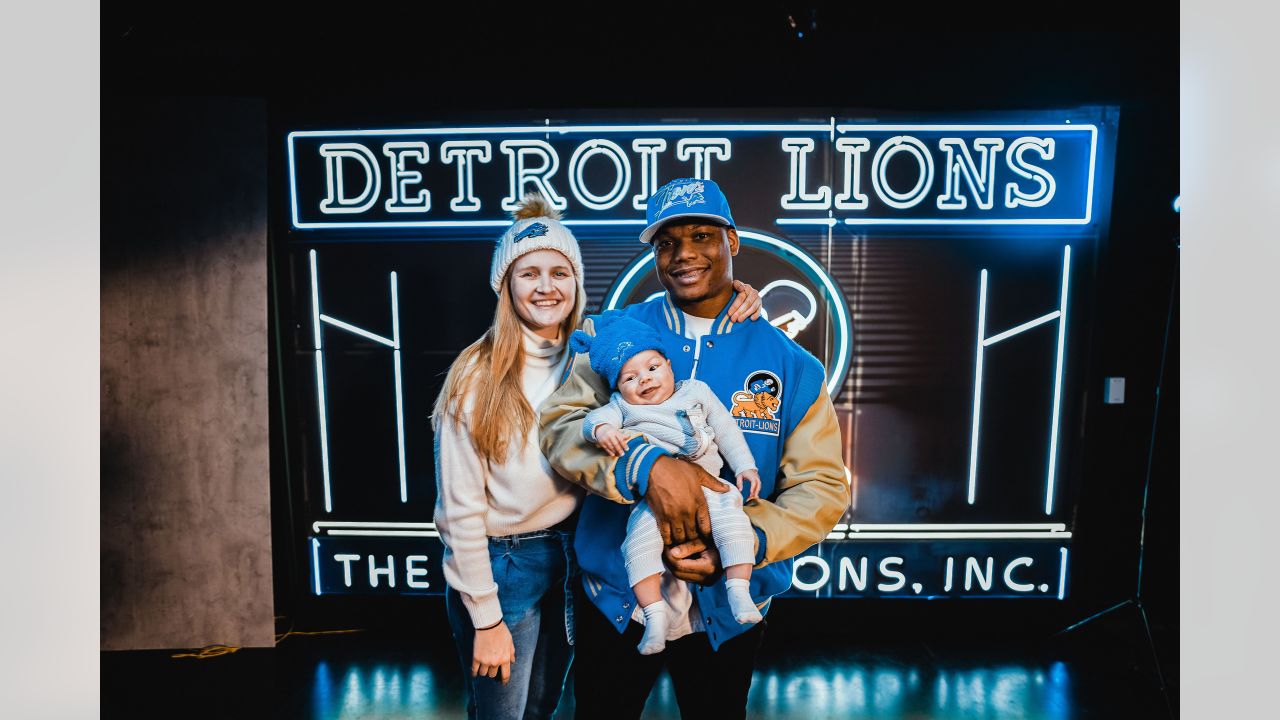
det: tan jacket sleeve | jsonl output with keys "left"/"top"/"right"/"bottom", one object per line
{"left": 537, "top": 317, "right": 633, "bottom": 504}
{"left": 743, "top": 387, "right": 849, "bottom": 567}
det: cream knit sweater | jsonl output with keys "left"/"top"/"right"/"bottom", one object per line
{"left": 434, "top": 326, "right": 582, "bottom": 628}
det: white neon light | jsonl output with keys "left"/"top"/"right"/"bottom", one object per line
{"left": 1057, "top": 547, "right": 1068, "bottom": 600}
{"left": 568, "top": 139, "right": 631, "bottom": 210}
{"left": 319, "top": 143, "right": 382, "bottom": 214}
{"left": 791, "top": 555, "right": 831, "bottom": 592}
{"left": 334, "top": 553, "right": 360, "bottom": 587}
{"left": 604, "top": 231, "right": 852, "bottom": 397}
{"left": 826, "top": 532, "right": 847, "bottom": 540}
{"left": 1045, "top": 245, "right": 1072, "bottom": 515}
{"left": 310, "top": 250, "right": 323, "bottom": 350}
{"left": 845, "top": 523, "right": 1067, "bottom": 532}
{"left": 834, "top": 137, "right": 870, "bottom": 209}
{"left": 983, "top": 311, "right": 1061, "bottom": 347}
{"left": 310, "top": 251, "right": 333, "bottom": 514}
{"left": 775, "top": 218, "right": 838, "bottom": 227}
{"left": 319, "top": 314, "right": 395, "bottom": 347}
{"left": 290, "top": 124, "right": 830, "bottom": 139}
{"left": 936, "top": 138, "right": 1005, "bottom": 211}
{"left": 1004, "top": 137, "right": 1057, "bottom": 209}
{"left": 838, "top": 556, "right": 868, "bottom": 592}
{"left": 325, "top": 529, "right": 442, "bottom": 538}
{"left": 967, "top": 270, "right": 988, "bottom": 505}
{"left": 871, "top": 136, "right": 934, "bottom": 209}
{"left": 313, "top": 521, "right": 436, "bottom": 532}
{"left": 944, "top": 557, "right": 954, "bottom": 592}
{"left": 289, "top": 123, "right": 1097, "bottom": 229}
{"left": 311, "top": 538, "right": 322, "bottom": 595}
{"left": 391, "top": 271, "right": 406, "bottom": 504}
{"left": 1003, "top": 557, "right": 1036, "bottom": 592}
{"left": 839, "top": 532, "right": 1071, "bottom": 540}
{"left": 314, "top": 350, "right": 333, "bottom": 513}
{"left": 878, "top": 557, "right": 906, "bottom": 592}
{"left": 835, "top": 123, "right": 1094, "bottom": 133}
{"left": 842, "top": 217, "right": 1089, "bottom": 226}
{"left": 964, "top": 557, "right": 993, "bottom": 591}
{"left": 758, "top": 279, "right": 818, "bottom": 339}
{"left": 406, "top": 556, "right": 431, "bottom": 589}
{"left": 740, "top": 231, "right": 851, "bottom": 397}
{"left": 440, "top": 140, "right": 492, "bottom": 212}
{"left": 675, "top": 138, "right": 731, "bottom": 180}
{"left": 382, "top": 142, "right": 431, "bottom": 213}
{"left": 368, "top": 555, "right": 395, "bottom": 588}
{"left": 630, "top": 139, "right": 668, "bottom": 210}
{"left": 500, "top": 140, "right": 568, "bottom": 211}
{"left": 780, "top": 138, "right": 832, "bottom": 209}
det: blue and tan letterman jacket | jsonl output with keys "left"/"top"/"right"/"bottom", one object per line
{"left": 538, "top": 293, "right": 848, "bottom": 650}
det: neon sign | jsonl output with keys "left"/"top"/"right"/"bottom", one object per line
{"left": 283, "top": 109, "right": 1116, "bottom": 603}
{"left": 287, "top": 122, "right": 1099, "bottom": 229}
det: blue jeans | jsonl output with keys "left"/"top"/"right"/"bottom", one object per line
{"left": 446, "top": 529, "right": 577, "bottom": 720}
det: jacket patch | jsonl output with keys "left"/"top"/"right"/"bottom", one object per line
{"left": 731, "top": 370, "right": 782, "bottom": 435}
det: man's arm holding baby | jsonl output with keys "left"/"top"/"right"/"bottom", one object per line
{"left": 539, "top": 320, "right": 730, "bottom": 538}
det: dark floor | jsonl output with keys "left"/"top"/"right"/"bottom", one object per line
{"left": 102, "top": 602, "right": 1173, "bottom": 719}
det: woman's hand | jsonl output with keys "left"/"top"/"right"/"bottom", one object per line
{"left": 728, "top": 279, "right": 763, "bottom": 322}
{"left": 472, "top": 620, "right": 515, "bottom": 684}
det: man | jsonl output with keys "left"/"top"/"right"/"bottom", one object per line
{"left": 539, "top": 177, "right": 848, "bottom": 719}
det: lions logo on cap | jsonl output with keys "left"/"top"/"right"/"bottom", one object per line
{"left": 656, "top": 180, "right": 706, "bottom": 213}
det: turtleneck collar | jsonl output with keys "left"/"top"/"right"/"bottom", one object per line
{"left": 521, "top": 323, "right": 565, "bottom": 361}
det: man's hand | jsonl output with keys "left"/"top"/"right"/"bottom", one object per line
{"left": 664, "top": 538, "right": 723, "bottom": 585}
{"left": 645, "top": 455, "right": 729, "bottom": 545}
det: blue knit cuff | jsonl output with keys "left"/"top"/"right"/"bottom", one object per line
{"left": 753, "top": 526, "right": 768, "bottom": 565}
{"left": 615, "top": 436, "right": 668, "bottom": 502}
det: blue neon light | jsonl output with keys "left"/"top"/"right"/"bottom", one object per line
{"left": 391, "top": 272, "right": 407, "bottom": 503}
{"left": 966, "top": 270, "right": 988, "bottom": 505}
{"left": 310, "top": 251, "right": 333, "bottom": 513}
{"left": 602, "top": 230, "right": 852, "bottom": 397}
{"left": 966, "top": 245, "right": 1072, "bottom": 512}
{"left": 312, "top": 538, "right": 322, "bottom": 595}
{"left": 1045, "top": 246, "right": 1072, "bottom": 515}
{"left": 288, "top": 121, "right": 1102, "bottom": 230}
{"left": 1058, "top": 546, "right": 1068, "bottom": 600}
{"left": 309, "top": 252, "right": 411, "bottom": 511}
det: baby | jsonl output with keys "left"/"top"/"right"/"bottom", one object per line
{"left": 570, "top": 312, "right": 763, "bottom": 655}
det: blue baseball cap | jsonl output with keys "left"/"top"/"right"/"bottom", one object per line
{"left": 638, "top": 177, "right": 736, "bottom": 245}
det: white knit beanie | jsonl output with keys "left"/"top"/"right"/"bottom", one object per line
{"left": 490, "top": 193, "right": 586, "bottom": 294}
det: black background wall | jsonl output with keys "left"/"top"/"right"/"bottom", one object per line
{"left": 103, "top": 5, "right": 1177, "bottom": 696}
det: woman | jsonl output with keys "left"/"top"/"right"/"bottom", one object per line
{"left": 432, "top": 193, "right": 760, "bottom": 719}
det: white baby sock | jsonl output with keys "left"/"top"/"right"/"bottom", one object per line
{"left": 725, "top": 578, "right": 763, "bottom": 624}
{"left": 636, "top": 602, "right": 669, "bottom": 655}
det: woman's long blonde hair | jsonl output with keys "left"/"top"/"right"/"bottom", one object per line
{"left": 431, "top": 208, "right": 584, "bottom": 466}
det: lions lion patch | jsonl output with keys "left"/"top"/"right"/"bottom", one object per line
{"left": 732, "top": 370, "right": 782, "bottom": 435}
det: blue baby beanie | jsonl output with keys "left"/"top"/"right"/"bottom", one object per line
{"left": 569, "top": 311, "right": 666, "bottom": 388}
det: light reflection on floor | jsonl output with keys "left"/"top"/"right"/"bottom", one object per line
{"left": 308, "top": 657, "right": 1076, "bottom": 719}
